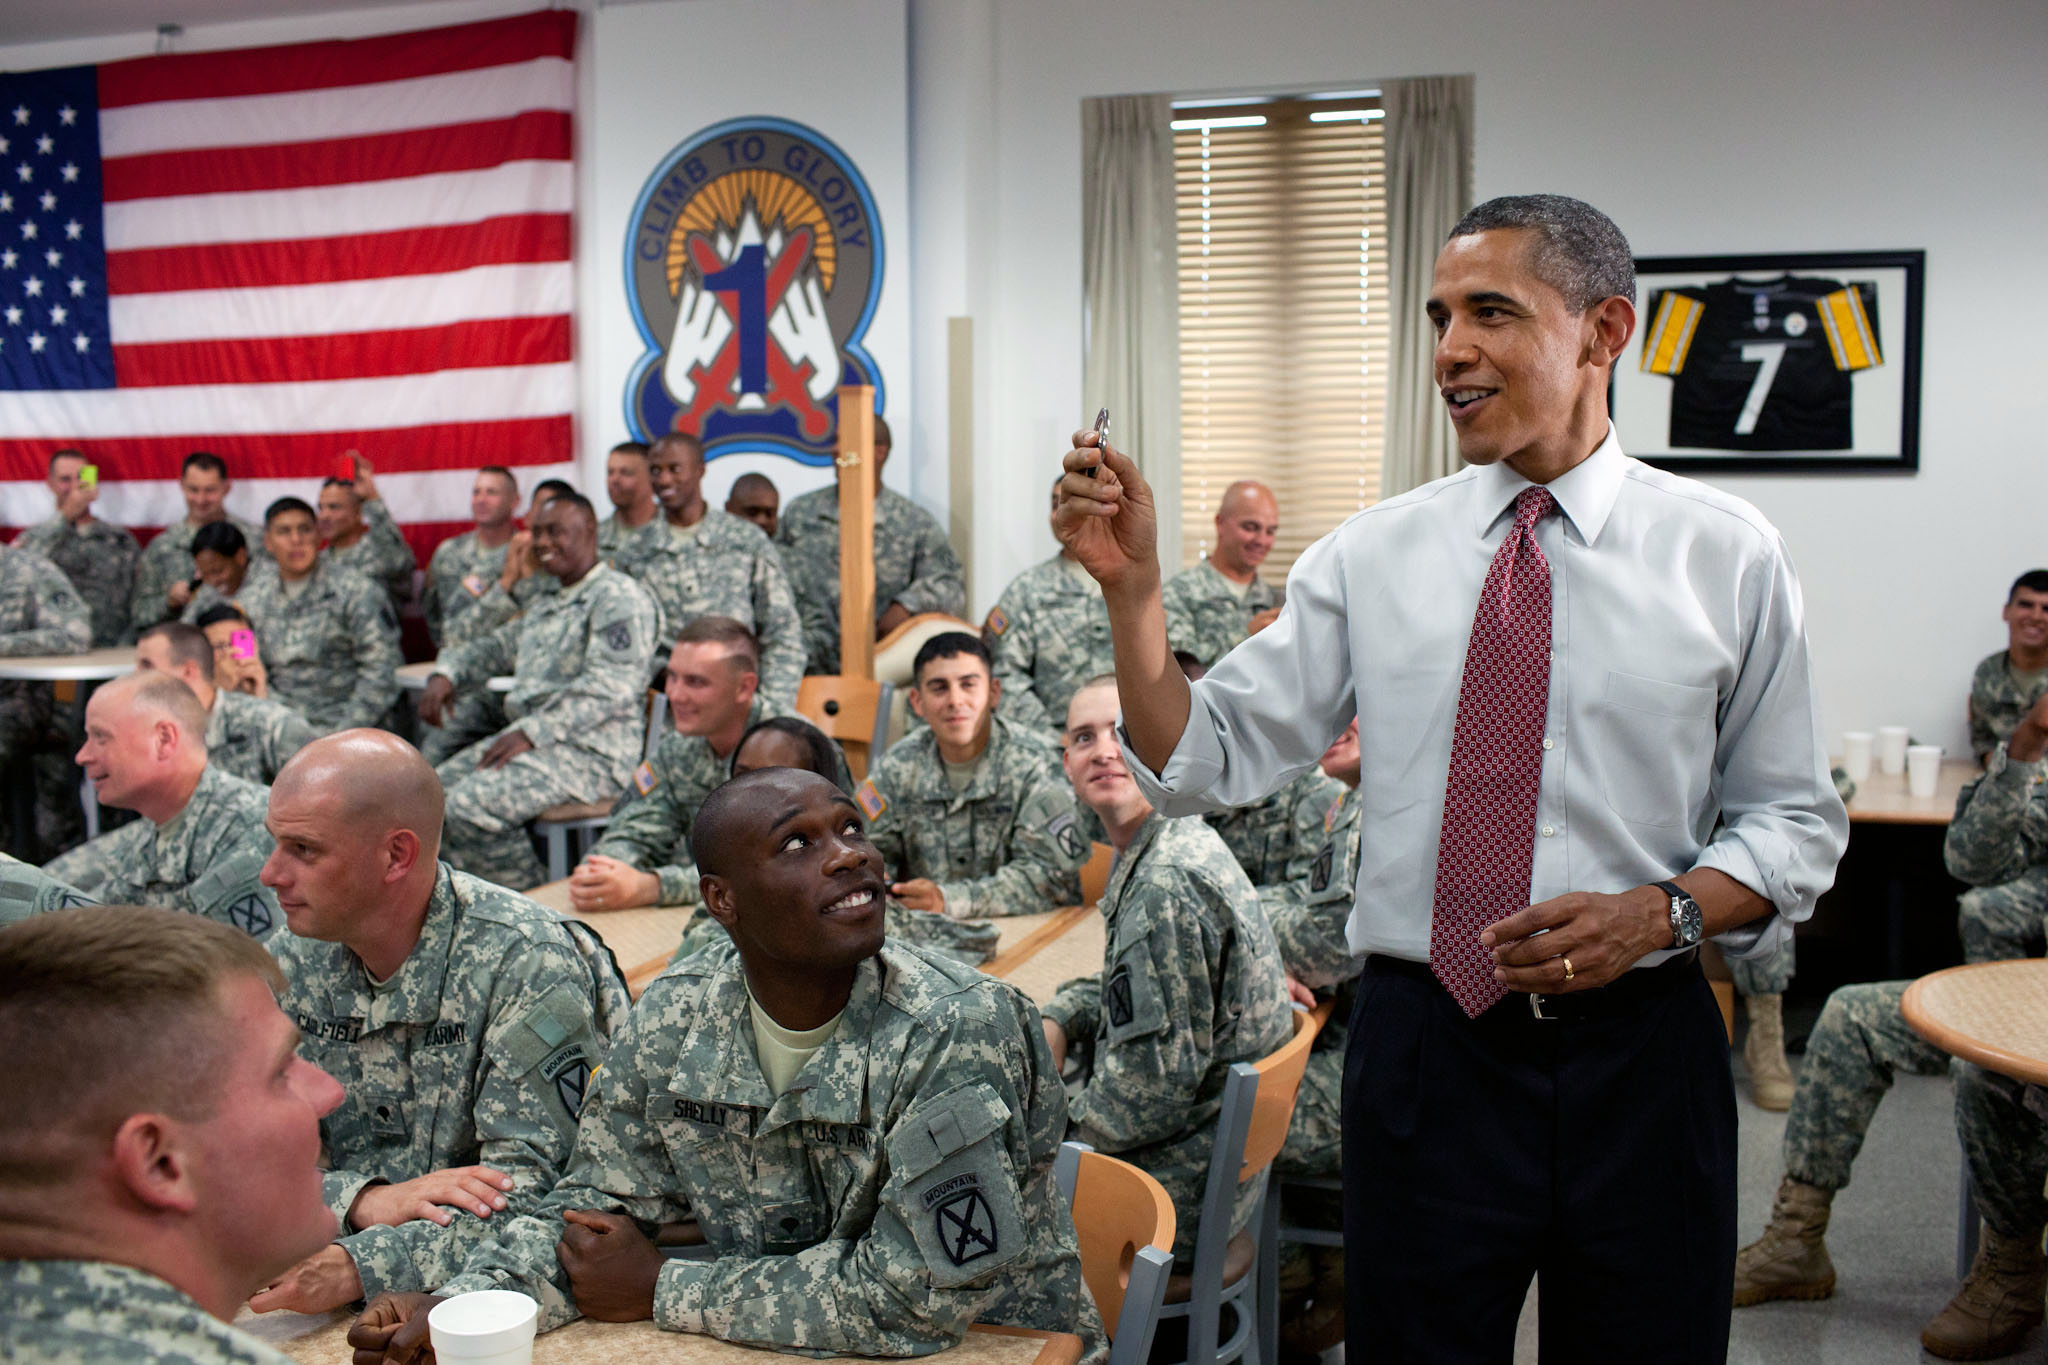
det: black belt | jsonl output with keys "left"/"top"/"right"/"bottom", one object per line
{"left": 1365, "top": 948, "right": 1701, "bottom": 1021}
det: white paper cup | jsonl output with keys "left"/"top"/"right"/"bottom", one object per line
{"left": 1877, "top": 726, "right": 1911, "bottom": 776}
{"left": 1841, "top": 731, "right": 1874, "bottom": 783}
{"left": 428, "top": 1291, "right": 538, "bottom": 1365}
{"left": 1907, "top": 744, "right": 1944, "bottom": 798}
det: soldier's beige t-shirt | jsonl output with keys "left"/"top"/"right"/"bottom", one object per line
{"left": 748, "top": 989, "right": 843, "bottom": 1094}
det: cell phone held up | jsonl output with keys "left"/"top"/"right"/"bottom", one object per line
{"left": 1081, "top": 407, "right": 1109, "bottom": 479}
{"left": 229, "top": 629, "right": 257, "bottom": 662}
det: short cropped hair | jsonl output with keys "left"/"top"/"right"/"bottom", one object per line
{"left": 0, "top": 907, "right": 283, "bottom": 1173}
{"left": 139, "top": 622, "right": 215, "bottom": 684}
{"left": 320, "top": 476, "right": 359, "bottom": 497}
{"left": 2009, "top": 570, "right": 2048, "bottom": 602}
{"left": 737, "top": 716, "right": 850, "bottom": 793}
{"left": 675, "top": 614, "right": 760, "bottom": 674}
{"left": 731, "top": 472, "right": 777, "bottom": 498}
{"left": 872, "top": 415, "right": 892, "bottom": 451}
{"left": 264, "top": 496, "right": 315, "bottom": 527}
{"left": 539, "top": 488, "right": 596, "bottom": 527}
{"left": 1447, "top": 194, "right": 1636, "bottom": 311}
{"left": 194, "top": 604, "right": 250, "bottom": 632}
{"left": 608, "top": 440, "right": 651, "bottom": 461}
{"left": 478, "top": 465, "right": 518, "bottom": 492}
{"left": 190, "top": 520, "right": 246, "bottom": 559}
{"left": 124, "top": 670, "right": 210, "bottom": 742}
{"left": 650, "top": 432, "right": 705, "bottom": 463}
{"left": 532, "top": 478, "right": 578, "bottom": 506}
{"left": 181, "top": 451, "right": 228, "bottom": 481}
{"left": 913, "top": 631, "right": 991, "bottom": 684}
{"left": 48, "top": 448, "right": 86, "bottom": 477}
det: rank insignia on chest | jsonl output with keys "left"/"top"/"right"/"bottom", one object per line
{"left": 984, "top": 606, "right": 1009, "bottom": 636}
{"left": 855, "top": 780, "right": 887, "bottom": 820}
{"left": 633, "top": 761, "right": 659, "bottom": 795}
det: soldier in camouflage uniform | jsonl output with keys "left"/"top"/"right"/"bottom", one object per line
{"left": 595, "top": 439, "right": 664, "bottom": 561}
{"left": 776, "top": 416, "right": 967, "bottom": 674}
{"left": 1042, "top": 678, "right": 1294, "bottom": 1259}
{"left": 237, "top": 497, "right": 402, "bottom": 733}
{"left": 0, "top": 851, "right": 94, "bottom": 926}
{"left": 17, "top": 449, "right": 140, "bottom": 646}
{"left": 1733, "top": 698, "right": 2048, "bottom": 1357}
{"left": 643, "top": 432, "right": 805, "bottom": 706}
{"left": 418, "top": 468, "right": 524, "bottom": 766}
{"left": 136, "top": 622, "right": 317, "bottom": 785}
{"left": 983, "top": 477, "right": 1116, "bottom": 733}
{"left": 348, "top": 768, "right": 1103, "bottom": 1362}
{"left": 0, "top": 539, "right": 91, "bottom": 861}
{"left": 1968, "top": 569, "right": 2048, "bottom": 763}
{"left": 180, "top": 517, "right": 257, "bottom": 623}
{"left": 1162, "top": 479, "right": 1283, "bottom": 667}
{"left": 422, "top": 493, "right": 657, "bottom": 890}
{"left": 860, "top": 633, "right": 1084, "bottom": 938}
{"left": 1208, "top": 768, "right": 1346, "bottom": 888}
{"left": 1, "top": 908, "right": 344, "bottom": 1365}
{"left": 241, "top": 733, "right": 630, "bottom": 1315}
{"left": 45, "top": 673, "right": 281, "bottom": 940}
{"left": 319, "top": 455, "right": 418, "bottom": 610}
{"left": 130, "top": 451, "right": 267, "bottom": 632}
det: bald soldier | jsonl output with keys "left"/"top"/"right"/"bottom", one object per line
{"left": 0, "top": 907, "right": 346, "bottom": 1365}
{"left": 135, "top": 622, "right": 317, "bottom": 785}
{"left": 1161, "top": 479, "right": 1283, "bottom": 667}
{"left": 347, "top": 768, "right": 1101, "bottom": 1362}
{"left": 244, "top": 733, "right": 629, "bottom": 1315}
{"left": 43, "top": 673, "right": 282, "bottom": 941}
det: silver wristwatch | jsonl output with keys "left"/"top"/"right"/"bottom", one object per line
{"left": 1654, "top": 880, "right": 1703, "bottom": 949}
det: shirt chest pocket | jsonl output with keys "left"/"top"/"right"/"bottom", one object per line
{"left": 1593, "top": 670, "right": 1718, "bottom": 830}
{"left": 884, "top": 1083, "right": 1028, "bottom": 1289}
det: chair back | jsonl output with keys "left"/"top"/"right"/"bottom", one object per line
{"left": 796, "top": 675, "right": 892, "bottom": 781}
{"left": 642, "top": 689, "right": 669, "bottom": 760}
{"left": 1236, "top": 1001, "right": 1329, "bottom": 1181}
{"left": 1079, "top": 842, "right": 1114, "bottom": 908}
{"left": 872, "top": 612, "right": 979, "bottom": 749}
{"left": 1055, "top": 1141, "right": 1177, "bottom": 1365}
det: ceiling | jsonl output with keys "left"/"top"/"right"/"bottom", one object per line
{"left": 0, "top": 0, "right": 491, "bottom": 51}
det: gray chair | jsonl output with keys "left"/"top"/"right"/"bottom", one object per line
{"left": 1055, "top": 1141, "right": 1177, "bottom": 1365}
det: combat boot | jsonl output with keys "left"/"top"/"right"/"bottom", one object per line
{"left": 1280, "top": 1247, "right": 1347, "bottom": 1358}
{"left": 1919, "top": 1226, "right": 2046, "bottom": 1360}
{"left": 1743, "top": 992, "right": 1795, "bottom": 1111}
{"left": 1732, "top": 1176, "right": 1836, "bottom": 1306}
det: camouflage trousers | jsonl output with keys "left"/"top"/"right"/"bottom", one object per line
{"left": 1958, "top": 864, "right": 2048, "bottom": 963}
{"left": 419, "top": 688, "right": 509, "bottom": 768}
{"left": 1, "top": 685, "right": 83, "bottom": 862}
{"left": 1729, "top": 936, "right": 1795, "bottom": 997}
{"left": 436, "top": 736, "right": 628, "bottom": 891}
{"left": 1277, "top": 1025, "right": 1346, "bottom": 1180}
{"left": 1783, "top": 980, "right": 2045, "bottom": 1238}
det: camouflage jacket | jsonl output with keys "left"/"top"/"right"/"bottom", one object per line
{"left": 43, "top": 764, "right": 281, "bottom": 941}
{"left": 0, "top": 851, "right": 95, "bottom": 926}
{"left": 130, "top": 515, "right": 267, "bottom": 632}
{"left": 1206, "top": 768, "right": 1347, "bottom": 888}
{"left": 777, "top": 484, "right": 966, "bottom": 674}
{"left": 590, "top": 695, "right": 787, "bottom": 906}
{"left": 597, "top": 511, "right": 669, "bottom": 568}
{"left": 1042, "top": 813, "right": 1294, "bottom": 1257}
{"left": 323, "top": 498, "right": 416, "bottom": 610}
{"left": 615, "top": 510, "right": 805, "bottom": 708}
{"left": 860, "top": 713, "right": 1086, "bottom": 920}
{"left": 1161, "top": 556, "right": 1281, "bottom": 667}
{"left": 16, "top": 516, "right": 140, "bottom": 646}
{"left": 1265, "top": 785, "right": 1366, "bottom": 990}
{"left": 1945, "top": 743, "right": 2048, "bottom": 887}
{"left": 421, "top": 530, "right": 512, "bottom": 649}
{"left": 0, "top": 1260, "right": 295, "bottom": 1365}
{"left": 437, "top": 564, "right": 657, "bottom": 770}
{"left": 1970, "top": 649, "right": 2048, "bottom": 763}
{"left": 0, "top": 542, "right": 92, "bottom": 659}
{"left": 984, "top": 553, "right": 1115, "bottom": 733}
{"left": 437, "top": 938, "right": 1104, "bottom": 1361}
{"left": 206, "top": 688, "right": 318, "bottom": 786}
{"left": 234, "top": 559, "right": 401, "bottom": 733}
{"left": 272, "top": 864, "right": 631, "bottom": 1301}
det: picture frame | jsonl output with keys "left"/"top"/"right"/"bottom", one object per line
{"left": 1612, "top": 250, "right": 1924, "bottom": 473}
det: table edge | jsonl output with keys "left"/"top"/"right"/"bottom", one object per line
{"left": 1901, "top": 963, "right": 2048, "bottom": 1087}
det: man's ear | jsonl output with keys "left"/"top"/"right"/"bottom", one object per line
{"left": 111, "top": 1112, "right": 200, "bottom": 1215}
{"left": 1585, "top": 294, "right": 1636, "bottom": 369}
{"left": 906, "top": 684, "right": 928, "bottom": 722}
{"left": 985, "top": 675, "right": 1003, "bottom": 714}
{"left": 700, "top": 874, "right": 738, "bottom": 933}
{"left": 385, "top": 828, "right": 423, "bottom": 884}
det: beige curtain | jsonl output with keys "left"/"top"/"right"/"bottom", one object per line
{"left": 1379, "top": 74, "right": 1474, "bottom": 498}
{"left": 1081, "top": 94, "right": 1183, "bottom": 570}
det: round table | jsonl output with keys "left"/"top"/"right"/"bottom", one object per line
{"left": 1902, "top": 959, "right": 2048, "bottom": 1086}
{"left": 0, "top": 646, "right": 136, "bottom": 682}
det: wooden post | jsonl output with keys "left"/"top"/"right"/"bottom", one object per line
{"left": 835, "top": 385, "right": 877, "bottom": 681}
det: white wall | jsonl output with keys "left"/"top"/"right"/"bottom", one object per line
{"left": 4, "top": 0, "right": 2042, "bottom": 749}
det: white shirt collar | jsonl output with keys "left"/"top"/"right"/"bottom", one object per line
{"left": 1470, "top": 423, "right": 1627, "bottom": 546}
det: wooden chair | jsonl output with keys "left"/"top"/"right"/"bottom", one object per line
{"left": 1080, "top": 841, "right": 1113, "bottom": 908}
{"left": 531, "top": 690, "right": 667, "bottom": 881}
{"left": 871, "top": 612, "right": 979, "bottom": 750}
{"left": 1054, "top": 1142, "right": 1177, "bottom": 1365}
{"left": 796, "top": 675, "right": 892, "bottom": 782}
{"left": 1158, "top": 1003, "right": 1324, "bottom": 1365}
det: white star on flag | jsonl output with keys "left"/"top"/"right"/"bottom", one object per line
{"left": 22, "top": 276, "right": 41, "bottom": 296}
{"left": 38, "top": 191, "right": 53, "bottom": 211}
{"left": 73, "top": 332, "right": 89, "bottom": 351}
{"left": 64, "top": 220, "right": 80, "bottom": 240}
{"left": 58, "top": 106, "right": 76, "bottom": 126}
{"left": 60, "top": 163, "right": 77, "bottom": 183}
{"left": 3, "top": 306, "right": 19, "bottom": 325}
{"left": 67, "top": 276, "right": 83, "bottom": 296}
{"left": 9, "top": 107, "right": 26, "bottom": 126}
{"left": 28, "top": 331, "right": 46, "bottom": 352}
{"left": 35, "top": 134, "right": 52, "bottom": 154}
{"left": 50, "top": 304, "right": 67, "bottom": 325}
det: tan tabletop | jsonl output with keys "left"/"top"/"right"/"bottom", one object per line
{"left": 0, "top": 645, "right": 136, "bottom": 681}
{"left": 1902, "top": 959, "right": 2048, "bottom": 1086}
{"left": 237, "top": 1307, "right": 1080, "bottom": 1365}
{"left": 988, "top": 904, "right": 1106, "bottom": 1006}
{"left": 1842, "top": 760, "right": 1973, "bottom": 826}
{"left": 398, "top": 660, "right": 515, "bottom": 693}
{"left": 529, "top": 878, "right": 692, "bottom": 998}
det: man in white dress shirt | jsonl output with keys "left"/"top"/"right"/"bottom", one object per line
{"left": 1054, "top": 194, "right": 1847, "bottom": 1362}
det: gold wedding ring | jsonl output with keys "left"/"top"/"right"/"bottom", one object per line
{"left": 1561, "top": 956, "right": 1576, "bottom": 982}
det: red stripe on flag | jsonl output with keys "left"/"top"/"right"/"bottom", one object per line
{"left": 0, "top": 417, "right": 572, "bottom": 482}
{"left": 105, "top": 215, "right": 571, "bottom": 294}
{"left": 113, "top": 316, "right": 571, "bottom": 387}
{"left": 102, "top": 111, "right": 571, "bottom": 202}
{"left": 97, "top": 11, "right": 575, "bottom": 107}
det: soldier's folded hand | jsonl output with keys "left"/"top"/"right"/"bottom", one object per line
{"left": 347, "top": 1292, "right": 442, "bottom": 1364}
{"left": 557, "top": 1208, "right": 662, "bottom": 1322}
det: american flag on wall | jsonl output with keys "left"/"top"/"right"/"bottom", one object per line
{"left": 0, "top": 10, "right": 576, "bottom": 563}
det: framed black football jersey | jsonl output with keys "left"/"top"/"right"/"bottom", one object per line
{"left": 1611, "top": 251, "right": 1923, "bottom": 473}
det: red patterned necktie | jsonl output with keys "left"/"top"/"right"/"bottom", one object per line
{"left": 1429, "top": 485, "right": 1558, "bottom": 1018}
